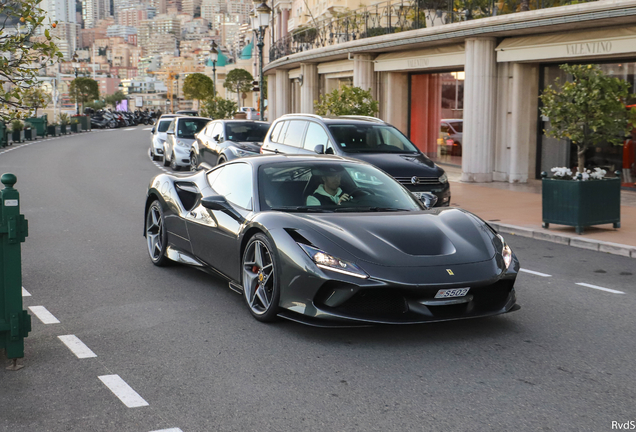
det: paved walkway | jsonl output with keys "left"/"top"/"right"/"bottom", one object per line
{"left": 441, "top": 165, "right": 636, "bottom": 258}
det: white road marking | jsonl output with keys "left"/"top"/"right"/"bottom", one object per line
{"left": 28, "top": 306, "right": 60, "bottom": 324}
{"left": 22, "top": 287, "right": 31, "bottom": 296}
{"left": 575, "top": 282, "right": 625, "bottom": 295}
{"left": 143, "top": 127, "right": 153, "bottom": 130}
{"left": 125, "top": 127, "right": 136, "bottom": 130}
{"left": 149, "top": 429, "right": 183, "bottom": 432}
{"left": 519, "top": 268, "right": 552, "bottom": 277}
{"left": 98, "top": 375, "right": 149, "bottom": 408}
{"left": 58, "top": 335, "right": 97, "bottom": 358}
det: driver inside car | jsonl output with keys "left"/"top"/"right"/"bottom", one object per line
{"left": 306, "top": 167, "right": 352, "bottom": 206}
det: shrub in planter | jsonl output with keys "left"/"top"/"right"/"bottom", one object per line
{"left": 47, "top": 123, "right": 61, "bottom": 136}
{"left": 539, "top": 64, "right": 636, "bottom": 233}
{"left": 23, "top": 122, "right": 35, "bottom": 140}
{"left": 59, "top": 113, "right": 70, "bottom": 134}
{"left": 11, "top": 120, "right": 25, "bottom": 143}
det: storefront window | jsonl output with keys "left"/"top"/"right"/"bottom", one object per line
{"left": 539, "top": 62, "right": 636, "bottom": 190}
{"left": 409, "top": 71, "right": 464, "bottom": 166}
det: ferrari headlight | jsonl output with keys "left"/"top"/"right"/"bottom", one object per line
{"left": 176, "top": 140, "right": 189, "bottom": 148}
{"left": 438, "top": 173, "right": 448, "bottom": 184}
{"left": 497, "top": 234, "right": 513, "bottom": 269}
{"left": 298, "top": 244, "right": 368, "bottom": 279}
{"left": 228, "top": 146, "right": 255, "bottom": 157}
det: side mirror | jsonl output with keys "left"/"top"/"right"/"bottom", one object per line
{"left": 419, "top": 192, "right": 438, "bottom": 209}
{"left": 313, "top": 144, "right": 324, "bottom": 154}
{"left": 201, "top": 195, "right": 245, "bottom": 222}
{"left": 167, "top": 130, "right": 174, "bottom": 135}
{"left": 325, "top": 147, "right": 335, "bottom": 155}
{"left": 213, "top": 134, "right": 221, "bottom": 142}
{"left": 151, "top": 127, "right": 155, "bottom": 134}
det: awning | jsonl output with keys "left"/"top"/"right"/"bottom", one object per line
{"left": 317, "top": 60, "right": 354, "bottom": 75}
{"left": 374, "top": 44, "right": 465, "bottom": 72}
{"left": 496, "top": 26, "right": 636, "bottom": 63}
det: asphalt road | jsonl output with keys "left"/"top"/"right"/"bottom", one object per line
{"left": 1, "top": 127, "right": 635, "bottom": 432}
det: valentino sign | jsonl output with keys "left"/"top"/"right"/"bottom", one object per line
{"left": 565, "top": 41, "right": 613, "bottom": 56}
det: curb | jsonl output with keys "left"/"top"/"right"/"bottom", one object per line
{"left": 489, "top": 222, "right": 636, "bottom": 259}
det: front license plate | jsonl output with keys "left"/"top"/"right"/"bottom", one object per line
{"left": 435, "top": 288, "right": 470, "bottom": 299}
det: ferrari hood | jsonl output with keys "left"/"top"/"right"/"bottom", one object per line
{"left": 296, "top": 208, "right": 497, "bottom": 267}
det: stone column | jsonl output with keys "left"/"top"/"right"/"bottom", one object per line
{"left": 353, "top": 54, "right": 376, "bottom": 98}
{"left": 275, "top": 69, "right": 290, "bottom": 119}
{"left": 300, "top": 63, "right": 319, "bottom": 114}
{"left": 381, "top": 72, "right": 409, "bottom": 135}
{"left": 267, "top": 72, "right": 276, "bottom": 120}
{"left": 461, "top": 38, "right": 497, "bottom": 183}
{"left": 282, "top": 8, "right": 290, "bottom": 37}
{"left": 509, "top": 63, "right": 539, "bottom": 183}
{"left": 276, "top": 10, "right": 282, "bottom": 41}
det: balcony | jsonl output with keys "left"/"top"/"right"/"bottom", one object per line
{"left": 269, "top": 0, "right": 598, "bottom": 62}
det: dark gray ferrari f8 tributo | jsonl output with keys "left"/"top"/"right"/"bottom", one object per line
{"left": 144, "top": 155, "right": 520, "bottom": 326}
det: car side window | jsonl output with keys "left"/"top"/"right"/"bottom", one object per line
{"left": 210, "top": 163, "right": 253, "bottom": 210}
{"left": 282, "top": 120, "right": 308, "bottom": 148}
{"left": 303, "top": 122, "right": 330, "bottom": 150}
{"left": 167, "top": 120, "right": 175, "bottom": 134}
{"left": 269, "top": 121, "right": 284, "bottom": 143}
{"left": 211, "top": 123, "right": 223, "bottom": 141}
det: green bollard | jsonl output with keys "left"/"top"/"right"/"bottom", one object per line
{"left": 0, "top": 173, "right": 31, "bottom": 370}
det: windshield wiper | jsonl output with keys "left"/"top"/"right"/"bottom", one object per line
{"left": 269, "top": 206, "right": 334, "bottom": 213}
{"left": 334, "top": 207, "right": 411, "bottom": 212}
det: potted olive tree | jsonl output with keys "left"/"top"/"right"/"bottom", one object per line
{"left": 59, "top": 113, "right": 70, "bottom": 134}
{"left": 540, "top": 64, "right": 636, "bottom": 234}
{"left": 11, "top": 120, "right": 25, "bottom": 143}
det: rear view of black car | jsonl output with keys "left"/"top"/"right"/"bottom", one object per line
{"left": 260, "top": 115, "right": 450, "bottom": 206}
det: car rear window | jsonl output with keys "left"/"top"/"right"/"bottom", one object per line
{"left": 176, "top": 118, "right": 209, "bottom": 138}
{"left": 157, "top": 120, "right": 171, "bottom": 133}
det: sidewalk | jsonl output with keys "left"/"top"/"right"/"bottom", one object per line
{"left": 441, "top": 164, "right": 636, "bottom": 258}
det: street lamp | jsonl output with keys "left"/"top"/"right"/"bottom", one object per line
{"left": 72, "top": 52, "right": 80, "bottom": 115}
{"left": 209, "top": 41, "right": 218, "bottom": 99}
{"left": 253, "top": 1, "right": 271, "bottom": 121}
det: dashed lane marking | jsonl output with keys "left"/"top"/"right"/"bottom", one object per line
{"left": 22, "top": 287, "right": 31, "bottom": 297}
{"left": 58, "top": 335, "right": 97, "bottom": 359}
{"left": 98, "top": 375, "right": 149, "bottom": 408}
{"left": 125, "top": 128, "right": 136, "bottom": 130}
{"left": 149, "top": 429, "right": 184, "bottom": 432}
{"left": 143, "top": 127, "right": 153, "bottom": 130}
{"left": 519, "top": 268, "right": 552, "bottom": 277}
{"left": 575, "top": 282, "right": 625, "bottom": 295}
{"left": 28, "top": 306, "right": 60, "bottom": 324}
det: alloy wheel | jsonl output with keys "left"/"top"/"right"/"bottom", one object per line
{"left": 190, "top": 153, "right": 198, "bottom": 172}
{"left": 242, "top": 240, "right": 275, "bottom": 316}
{"left": 146, "top": 203, "right": 165, "bottom": 264}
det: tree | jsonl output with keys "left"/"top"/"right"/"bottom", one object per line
{"left": 314, "top": 85, "right": 379, "bottom": 116}
{"left": 22, "top": 87, "right": 52, "bottom": 117}
{"left": 183, "top": 73, "right": 214, "bottom": 108}
{"left": 104, "top": 90, "right": 126, "bottom": 108}
{"left": 200, "top": 96, "right": 237, "bottom": 120}
{"left": 540, "top": 64, "right": 636, "bottom": 174}
{"left": 223, "top": 68, "right": 253, "bottom": 108}
{"left": 0, "top": 0, "right": 63, "bottom": 123}
{"left": 69, "top": 77, "right": 99, "bottom": 112}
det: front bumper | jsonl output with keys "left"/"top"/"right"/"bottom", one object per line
{"left": 173, "top": 145, "right": 191, "bottom": 167}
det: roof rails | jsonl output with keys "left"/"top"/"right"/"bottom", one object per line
{"left": 336, "top": 115, "right": 385, "bottom": 123}
{"left": 279, "top": 113, "right": 324, "bottom": 120}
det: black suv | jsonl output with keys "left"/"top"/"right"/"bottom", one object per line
{"left": 260, "top": 114, "right": 450, "bottom": 206}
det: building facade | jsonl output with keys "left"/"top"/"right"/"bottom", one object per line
{"left": 264, "top": 0, "right": 636, "bottom": 190}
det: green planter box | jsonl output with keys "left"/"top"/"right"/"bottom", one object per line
{"left": 24, "top": 129, "right": 36, "bottom": 140}
{"left": 542, "top": 177, "right": 621, "bottom": 234}
{"left": 11, "top": 130, "right": 25, "bottom": 143}
{"left": 78, "top": 115, "right": 90, "bottom": 131}
{"left": 70, "top": 123, "right": 80, "bottom": 133}
{"left": 47, "top": 125, "right": 61, "bottom": 136}
{"left": 25, "top": 117, "right": 47, "bottom": 137}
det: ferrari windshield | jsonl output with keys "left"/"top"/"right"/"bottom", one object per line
{"left": 259, "top": 161, "right": 423, "bottom": 212}
{"left": 327, "top": 124, "right": 419, "bottom": 154}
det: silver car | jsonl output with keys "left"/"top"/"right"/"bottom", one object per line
{"left": 163, "top": 116, "right": 211, "bottom": 170}
{"left": 150, "top": 115, "right": 180, "bottom": 161}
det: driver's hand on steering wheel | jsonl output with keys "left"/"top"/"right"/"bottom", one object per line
{"left": 338, "top": 193, "right": 351, "bottom": 204}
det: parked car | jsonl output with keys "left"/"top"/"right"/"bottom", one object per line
{"left": 190, "top": 120, "right": 270, "bottom": 171}
{"left": 260, "top": 115, "right": 451, "bottom": 206}
{"left": 144, "top": 155, "right": 520, "bottom": 325}
{"left": 239, "top": 107, "right": 258, "bottom": 120}
{"left": 162, "top": 116, "right": 211, "bottom": 170}
{"left": 176, "top": 110, "right": 199, "bottom": 117}
{"left": 149, "top": 114, "right": 181, "bottom": 161}
{"left": 438, "top": 119, "right": 463, "bottom": 156}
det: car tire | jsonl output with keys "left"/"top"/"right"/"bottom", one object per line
{"left": 217, "top": 156, "right": 226, "bottom": 166}
{"left": 241, "top": 233, "right": 280, "bottom": 322}
{"left": 170, "top": 152, "right": 179, "bottom": 171}
{"left": 190, "top": 153, "right": 198, "bottom": 172}
{"left": 145, "top": 200, "right": 170, "bottom": 266}
{"left": 163, "top": 153, "right": 170, "bottom": 167}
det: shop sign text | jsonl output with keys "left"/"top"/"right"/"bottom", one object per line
{"left": 407, "top": 58, "right": 430, "bottom": 68}
{"left": 565, "top": 41, "right": 613, "bottom": 56}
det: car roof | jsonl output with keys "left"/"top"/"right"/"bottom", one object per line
{"left": 216, "top": 119, "right": 269, "bottom": 124}
{"left": 227, "top": 153, "right": 371, "bottom": 170}
{"left": 276, "top": 114, "right": 387, "bottom": 125}
{"left": 174, "top": 116, "right": 212, "bottom": 122}
{"left": 158, "top": 114, "right": 181, "bottom": 120}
